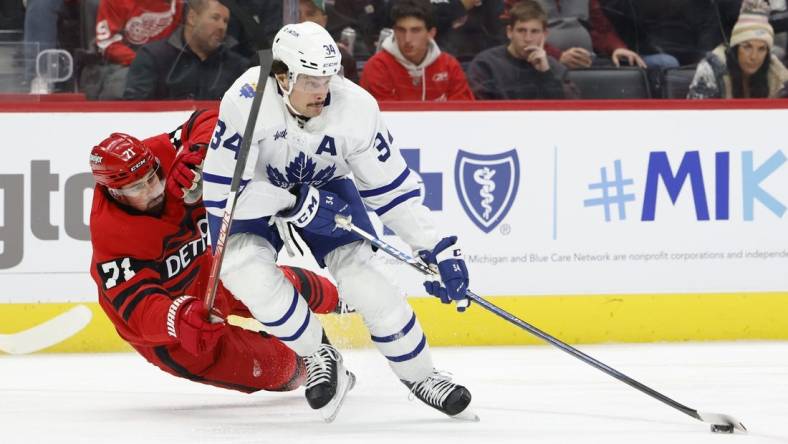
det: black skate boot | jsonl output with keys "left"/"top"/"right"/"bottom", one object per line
{"left": 303, "top": 343, "right": 356, "bottom": 422}
{"left": 402, "top": 371, "right": 478, "bottom": 421}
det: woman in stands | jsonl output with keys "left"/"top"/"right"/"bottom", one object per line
{"left": 688, "top": 0, "right": 788, "bottom": 99}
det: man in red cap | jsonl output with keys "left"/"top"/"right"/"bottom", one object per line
{"left": 88, "top": 109, "right": 341, "bottom": 393}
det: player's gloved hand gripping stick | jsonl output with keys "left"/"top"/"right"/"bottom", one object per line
{"left": 167, "top": 143, "right": 207, "bottom": 205}
{"left": 334, "top": 214, "right": 746, "bottom": 435}
{"left": 418, "top": 236, "right": 470, "bottom": 312}
{"left": 167, "top": 296, "right": 225, "bottom": 356}
{"left": 277, "top": 184, "right": 351, "bottom": 238}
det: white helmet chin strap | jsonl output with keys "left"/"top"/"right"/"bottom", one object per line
{"left": 277, "top": 73, "right": 305, "bottom": 117}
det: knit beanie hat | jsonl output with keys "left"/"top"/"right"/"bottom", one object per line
{"left": 730, "top": 0, "right": 774, "bottom": 48}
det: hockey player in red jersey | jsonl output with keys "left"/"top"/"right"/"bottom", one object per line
{"left": 88, "top": 109, "right": 341, "bottom": 393}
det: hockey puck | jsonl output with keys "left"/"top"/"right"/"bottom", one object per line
{"left": 710, "top": 424, "right": 735, "bottom": 434}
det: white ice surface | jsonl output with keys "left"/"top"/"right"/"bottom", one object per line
{"left": 2, "top": 342, "right": 787, "bottom": 444}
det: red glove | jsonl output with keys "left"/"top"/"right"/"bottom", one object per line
{"left": 166, "top": 109, "right": 216, "bottom": 201}
{"left": 166, "top": 144, "right": 207, "bottom": 203}
{"left": 167, "top": 296, "right": 225, "bottom": 356}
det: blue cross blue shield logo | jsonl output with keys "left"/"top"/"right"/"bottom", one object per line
{"left": 454, "top": 149, "right": 520, "bottom": 233}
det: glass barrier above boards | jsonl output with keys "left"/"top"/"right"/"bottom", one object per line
{"left": 3, "top": 0, "right": 788, "bottom": 101}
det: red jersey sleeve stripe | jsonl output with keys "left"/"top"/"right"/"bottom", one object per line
{"left": 122, "top": 286, "right": 168, "bottom": 321}
{"left": 110, "top": 278, "right": 163, "bottom": 311}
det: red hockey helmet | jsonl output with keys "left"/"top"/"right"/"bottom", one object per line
{"left": 90, "top": 133, "right": 158, "bottom": 189}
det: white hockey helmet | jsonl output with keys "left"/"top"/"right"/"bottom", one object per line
{"left": 272, "top": 21, "right": 342, "bottom": 91}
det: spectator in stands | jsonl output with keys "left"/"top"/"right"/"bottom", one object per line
{"left": 434, "top": 0, "right": 507, "bottom": 63}
{"left": 24, "top": 0, "right": 65, "bottom": 91}
{"left": 599, "top": 0, "right": 727, "bottom": 67}
{"left": 224, "top": 0, "right": 281, "bottom": 59}
{"left": 360, "top": 0, "right": 474, "bottom": 101}
{"left": 504, "top": 0, "right": 646, "bottom": 69}
{"left": 124, "top": 0, "right": 248, "bottom": 100}
{"left": 325, "top": 0, "right": 385, "bottom": 59}
{"left": 688, "top": 0, "right": 788, "bottom": 99}
{"left": 467, "top": 0, "right": 566, "bottom": 99}
{"left": 92, "top": 0, "right": 184, "bottom": 99}
{"left": 298, "top": 0, "right": 359, "bottom": 83}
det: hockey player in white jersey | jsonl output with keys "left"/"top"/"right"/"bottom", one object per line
{"left": 203, "top": 21, "right": 474, "bottom": 422}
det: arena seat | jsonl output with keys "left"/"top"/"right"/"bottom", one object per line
{"left": 566, "top": 67, "right": 651, "bottom": 99}
{"left": 661, "top": 66, "right": 698, "bottom": 99}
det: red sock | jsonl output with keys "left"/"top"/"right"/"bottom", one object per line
{"left": 278, "top": 265, "right": 339, "bottom": 314}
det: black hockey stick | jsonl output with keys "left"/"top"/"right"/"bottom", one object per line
{"left": 204, "top": 50, "right": 274, "bottom": 314}
{"left": 334, "top": 215, "right": 746, "bottom": 434}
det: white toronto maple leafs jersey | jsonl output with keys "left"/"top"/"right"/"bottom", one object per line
{"left": 202, "top": 67, "right": 441, "bottom": 252}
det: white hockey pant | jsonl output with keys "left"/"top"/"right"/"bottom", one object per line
{"left": 220, "top": 233, "right": 323, "bottom": 357}
{"left": 325, "top": 241, "right": 434, "bottom": 383}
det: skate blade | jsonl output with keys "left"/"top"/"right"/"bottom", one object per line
{"left": 450, "top": 409, "right": 480, "bottom": 422}
{"left": 320, "top": 370, "right": 356, "bottom": 423}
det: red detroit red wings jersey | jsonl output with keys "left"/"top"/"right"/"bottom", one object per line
{"left": 95, "top": 0, "right": 183, "bottom": 65}
{"left": 89, "top": 132, "right": 213, "bottom": 348}
{"left": 87, "top": 110, "right": 322, "bottom": 394}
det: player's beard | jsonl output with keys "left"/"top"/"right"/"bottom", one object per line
{"left": 146, "top": 193, "right": 165, "bottom": 215}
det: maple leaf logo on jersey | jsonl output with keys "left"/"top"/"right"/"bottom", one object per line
{"left": 239, "top": 83, "right": 256, "bottom": 98}
{"left": 267, "top": 152, "right": 336, "bottom": 188}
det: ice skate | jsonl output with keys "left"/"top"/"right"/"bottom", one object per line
{"left": 303, "top": 343, "right": 356, "bottom": 422}
{"left": 403, "top": 371, "right": 478, "bottom": 421}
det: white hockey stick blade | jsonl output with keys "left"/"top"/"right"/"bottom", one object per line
{"left": 227, "top": 314, "right": 265, "bottom": 332}
{"left": 451, "top": 408, "right": 480, "bottom": 422}
{"left": 0, "top": 305, "right": 92, "bottom": 355}
{"left": 697, "top": 411, "right": 747, "bottom": 432}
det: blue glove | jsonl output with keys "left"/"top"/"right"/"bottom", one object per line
{"left": 419, "top": 236, "right": 470, "bottom": 312}
{"left": 277, "top": 184, "right": 350, "bottom": 238}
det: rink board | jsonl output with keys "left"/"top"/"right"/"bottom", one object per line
{"left": 1, "top": 292, "right": 787, "bottom": 353}
{"left": 0, "top": 101, "right": 786, "bottom": 353}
